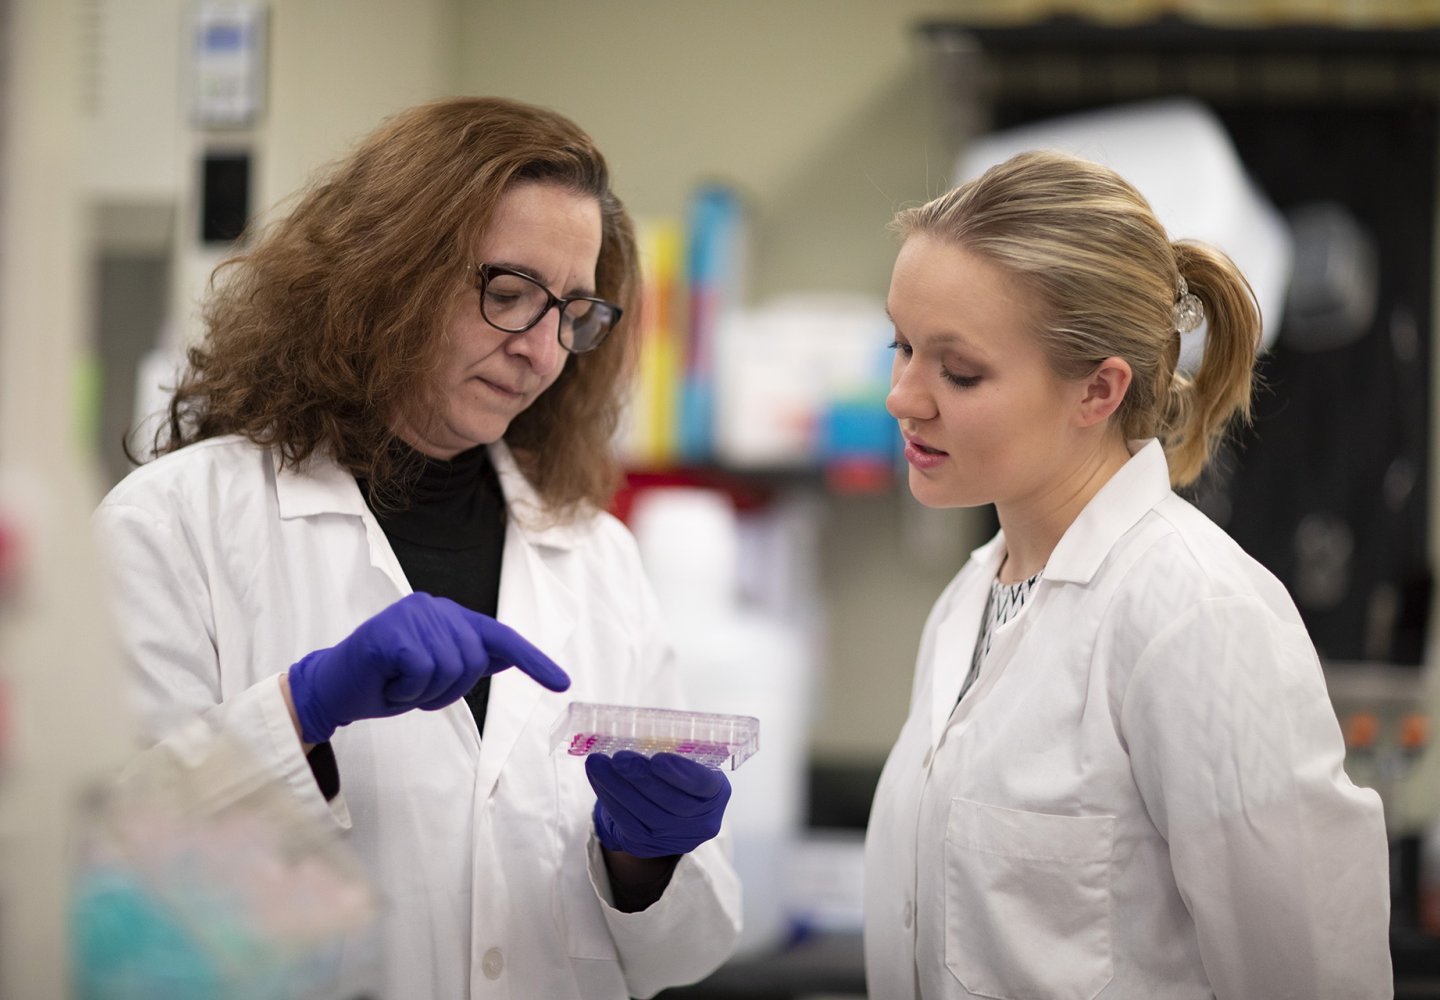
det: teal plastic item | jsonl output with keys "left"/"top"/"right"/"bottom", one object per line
{"left": 682, "top": 183, "right": 746, "bottom": 462}
{"left": 71, "top": 869, "right": 221, "bottom": 1000}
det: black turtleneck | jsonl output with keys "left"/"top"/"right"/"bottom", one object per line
{"left": 358, "top": 443, "right": 507, "bottom": 736}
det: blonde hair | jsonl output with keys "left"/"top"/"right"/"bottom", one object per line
{"left": 155, "top": 96, "right": 638, "bottom": 519}
{"left": 892, "top": 149, "right": 1261, "bottom": 487}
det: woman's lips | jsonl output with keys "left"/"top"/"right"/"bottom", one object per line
{"left": 903, "top": 435, "right": 948, "bottom": 470}
{"left": 476, "top": 376, "right": 523, "bottom": 398}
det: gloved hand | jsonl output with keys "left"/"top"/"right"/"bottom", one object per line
{"left": 287, "top": 592, "right": 569, "bottom": 744}
{"left": 586, "top": 750, "right": 731, "bottom": 858}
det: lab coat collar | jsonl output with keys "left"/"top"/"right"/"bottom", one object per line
{"left": 271, "top": 441, "right": 586, "bottom": 552}
{"left": 273, "top": 448, "right": 370, "bottom": 519}
{"left": 966, "top": 532, "right": 1008, "bottom": 579}
{"left": 486, "top": 442, "right": 585, "bottom": 551}
{"left": 1042, "top": 438, "right": 1173, "bottom": 585}
{"left": 929, "top": 441, "right": 1170, "bottom": 742}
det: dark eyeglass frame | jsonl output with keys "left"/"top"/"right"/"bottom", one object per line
{"left": 473, "top": 263, "right": 623, "bottom": 354}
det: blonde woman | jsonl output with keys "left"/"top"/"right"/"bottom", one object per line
{"left": 865, "top": 150, "right": 1390, "bottom": 999}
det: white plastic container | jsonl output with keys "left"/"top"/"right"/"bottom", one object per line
{"left": 629, "top": 486, "right": 816, "bottom": 959}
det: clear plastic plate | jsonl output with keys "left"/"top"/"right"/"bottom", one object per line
{"left": 551, "top": 701, "right": 760, "bottom": 771}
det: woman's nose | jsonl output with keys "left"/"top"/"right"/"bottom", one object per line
{"left": 507, "top": 308, "right": 566, "bottom": 372}
{"left": 886, "top": 364, "right": 935, "bottom": 423}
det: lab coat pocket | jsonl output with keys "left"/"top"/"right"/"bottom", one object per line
{"left": 552, "top": 757, "right": 618, "bottom": 964}
{"left": 558, "top": 850, "right": 614, "bottom": 960}
{"left": 557, "top": 846, "right": 629, "bottom": 996}
{"left": 943, "top": 798, "right": 1114, "bottom": 1000}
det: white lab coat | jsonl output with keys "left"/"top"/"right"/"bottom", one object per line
{"left": 94, "top": 435, "right": 742, "bottom": 1000}
{"left": 864, "top": 440, "right": 1391, "bottom": 1000}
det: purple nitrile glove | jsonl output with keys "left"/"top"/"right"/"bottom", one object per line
{"left": 287, "top": 592, "right": 569, "bottom": 744}
{"left": 586, "top": 750, "right": 731, "bottom": 858}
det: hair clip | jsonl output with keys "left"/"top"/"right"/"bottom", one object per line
{"left": 1173, "top": 276, "right": 1204, "bottom": 335}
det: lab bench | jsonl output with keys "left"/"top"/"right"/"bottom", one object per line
{"left": 654, "top": 931, "right": 864, "bottom": 1000}
{"left": 1397, "top": 929, "right": 1440, "bottom": 998}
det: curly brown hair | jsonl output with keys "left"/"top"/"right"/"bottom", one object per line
{"left": 155, "top": 96, "right": 639, "bottom": 519}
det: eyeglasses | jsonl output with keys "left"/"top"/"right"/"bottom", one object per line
{"left": 474, "top": 263, "right": 623, "bottom": 354}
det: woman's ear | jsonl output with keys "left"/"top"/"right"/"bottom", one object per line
{"left": 1076, "top": 357, "right": 1132, "bottom": 428}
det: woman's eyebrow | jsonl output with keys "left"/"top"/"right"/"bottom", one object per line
{"left": 486, "top": 260, "right": 545, "bottom": 282}
{"left": 486, "top": 259, "right": 597, "bottom": 298}
{"left": 885, "top": 305, "right": 967, "bottom": 345}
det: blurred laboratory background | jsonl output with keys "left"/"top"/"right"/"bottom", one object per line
{"left": 3, "top": 1, "right": 1440, "bottom": 997}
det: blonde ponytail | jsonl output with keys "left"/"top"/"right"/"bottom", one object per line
{"left": 1160, "top": 242, "right": 1262, "bottom": 486}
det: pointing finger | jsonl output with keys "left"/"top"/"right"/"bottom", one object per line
{"left": 467, "top": 612, "right": 571, "bottom": 692}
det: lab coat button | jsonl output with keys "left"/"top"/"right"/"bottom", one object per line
{"left": 922, "top": 747, "right": 933, "bottom": 769}
{"left": 903, "top": 900, "right": 914, "bottom": 929}
{"left": 481, "top": 947, "right": 504, "bottom": 980}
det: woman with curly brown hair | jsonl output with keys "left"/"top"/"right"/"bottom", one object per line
{"left": 95, "top": 96, "right": 739, "bottom": 999}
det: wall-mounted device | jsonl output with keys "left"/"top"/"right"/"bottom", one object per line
{"left": 190, "top": 1, "right": 266, "bottom": 129}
